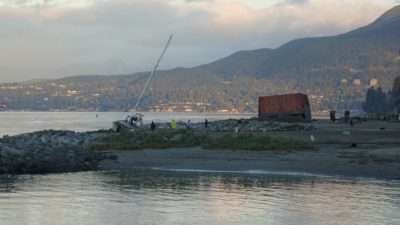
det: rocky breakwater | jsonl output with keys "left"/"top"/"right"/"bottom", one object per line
{"left": 151, "top": 118, "right": 316, "bottom": 132}
{"left": 0, "top": 130, "right": 115, "bottom": 174}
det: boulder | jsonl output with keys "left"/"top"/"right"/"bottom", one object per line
{"left": 0, "top": 130, "right": 115, "bottom": 174}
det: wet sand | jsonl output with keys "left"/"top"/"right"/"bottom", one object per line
{"left": 99, "top": 120, "right": 400, "bottom": 180}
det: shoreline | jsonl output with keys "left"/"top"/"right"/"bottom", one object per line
{"left": 1, "top": 118, "right": 399, "bottom": 179}
{"left": 98, "top": 145, "right": 400, "bottom": 181}
{"left": 99, "top": 119, "right": 400, "bottom": 180}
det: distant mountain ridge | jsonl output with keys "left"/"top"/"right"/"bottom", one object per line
{"left": 373, "top": 5, "right": 400, "bottom": 25}
{"left": 196, "top": 5, "right": 400, "bottom": 80}
{"left": 1, "top": 5, "right": 400, "bottom": 112}
{"left": 58, "top": 5, "right": 400, "bottom": 84}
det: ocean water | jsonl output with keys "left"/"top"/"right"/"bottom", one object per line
{"left": 0, "top": 111, "right": 255, "bottom": 136}
{"left": 0, "top": 170, "right": 399, "bottom": 225}
{"left": 0, "top": 112, "right": 399, "bottom": 225}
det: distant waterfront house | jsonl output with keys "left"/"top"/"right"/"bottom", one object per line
{"left": 217, "top": 109, "right": 230, "bottom": 113}
{"left": 258, "top": 93, "right": 312, "bottom": 120}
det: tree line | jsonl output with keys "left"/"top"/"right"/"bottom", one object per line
{"left": 363, "top": 76, "right": 400, "bottom": 114}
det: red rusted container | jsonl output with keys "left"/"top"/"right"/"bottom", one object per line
{"left": 258, "top": 93, "right": 311, "bottom": 120}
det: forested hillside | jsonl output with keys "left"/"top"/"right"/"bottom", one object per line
{"left": 1, "top": 6, "right": 400, "bottom": 113}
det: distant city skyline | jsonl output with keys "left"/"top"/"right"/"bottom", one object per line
{"left": 0, "top": 0, "right": 398, "bottom": 82}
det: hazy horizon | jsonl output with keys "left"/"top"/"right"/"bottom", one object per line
{"left": 0, "top": 0, "right": 398, "bottom": 83}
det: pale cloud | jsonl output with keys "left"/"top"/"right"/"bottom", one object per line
{"left": 0, "top": 0, "right": 96, "bottom": 7}
{"left": 282, "top": 0, "right": 309, "bottom": 5}
{"left": 0, "top": 0, "right": 398, "bottom": 82}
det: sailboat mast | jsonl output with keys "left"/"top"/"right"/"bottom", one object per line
{"left": 133, "top": 35, "right": 173, "bottom": 112}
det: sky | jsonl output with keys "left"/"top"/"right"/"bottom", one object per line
{"left": 0, "top": 0, "right": 399, "bottom": 82}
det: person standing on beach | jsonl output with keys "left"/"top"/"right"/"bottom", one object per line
{"left": 170, "top": 120, "right": 177, "bottom": 129}
{"left": 186, "top": 120, "right": 191, "bottom": 129}
{"left": 344, "top": 110, "right": 350, "bottom": 122}
{"left": 204, "top": 119, "right": 208, "bottom": 128}
{"left": 330, "top": 110, "right": 336, "bottom": 122}
{"left": 151, "top": 121, "right": 156, "bottom": 130}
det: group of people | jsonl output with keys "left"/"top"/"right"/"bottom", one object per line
{"left": 149, "top": 119, "right": 209, "bottom": 131}
{"left": 127, "top": 114, "right": 143, "bottom": 127}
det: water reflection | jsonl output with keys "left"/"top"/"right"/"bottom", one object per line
{"left": 99, "top": 170, "right": 311, "bottom": 189}
{"left": 0, "top": 171, "right": 399, "bottom": 225}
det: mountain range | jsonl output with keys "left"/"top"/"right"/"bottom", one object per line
{"left": 1, "top": 5, "right": 400, "bottom": 112}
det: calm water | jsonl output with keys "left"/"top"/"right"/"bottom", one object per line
{"left": 0, "top": 111, "right": 255, "bottom": 136}
{"left": 0, "top": 170, "right": 399, "bottom": 225}
{"left": 1, "top": 112, "right": 399, "bottom": 225}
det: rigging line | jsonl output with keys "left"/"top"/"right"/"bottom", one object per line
{"left": 132, "top": 35, "right": 173, "bottom": 112}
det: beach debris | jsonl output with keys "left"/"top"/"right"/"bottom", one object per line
{"left": 258, "top": 93, "right": 312, "bottom": 121}
{"left": 170, "top": 133, "right": 183, "bottom": 142}
{"left": 304, "top": 125, "right": 316, "bottom": 131}
{"left": 342, "top": 131, "right": 351, "bottom": 136}
{"left": 310, "top": 134, "right": 315, "bottom": 143}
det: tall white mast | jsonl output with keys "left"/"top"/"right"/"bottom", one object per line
{"left": 132, "top": 35, "right": 173, "bottom": 112}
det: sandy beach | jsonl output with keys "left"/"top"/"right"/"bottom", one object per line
{"left": 99, "top": 120, "right": 400, "bottom": 180}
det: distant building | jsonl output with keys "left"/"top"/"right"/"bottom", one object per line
{"left": 370, "top": 79, "right": 378, "bottom": 87}
{"left": 217, "top": 109, "right": 230, "bottom": 113}
{"left": 258, "top": 93, "right": 312, "bottom": 120}
{"left": 0, "top": 102, "right": 7, "bottom": 109}
{"left": 353, "top": 79, "right": 361, "bottom": 86}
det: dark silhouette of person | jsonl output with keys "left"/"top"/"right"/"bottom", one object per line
{"left": 330, "top": 110, "right": 336, "bottom": 122}
{"left": 344, "top": 110, "right": 350, "bottom": 123}
{"left": 150, "top": 121, "right": 156, "bottom": 130}
{"left": 204, "top": 119, "right": 209, "bottom": 128}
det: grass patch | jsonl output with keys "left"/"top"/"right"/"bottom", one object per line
{"left": 91, "top": 129, "right": 207, "bottom": 150}
{"left": 91, "top": 129, "right": 314, "bottom": 151}
{"left": 202, "top": 133, "right": 313, "bottom": 151}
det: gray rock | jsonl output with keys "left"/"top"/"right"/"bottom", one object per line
{"left": 170, "top": 133, "right": 183, "bottom": 142}
{"left": 0, "top": 129, "right": 115, "bottom": 174}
